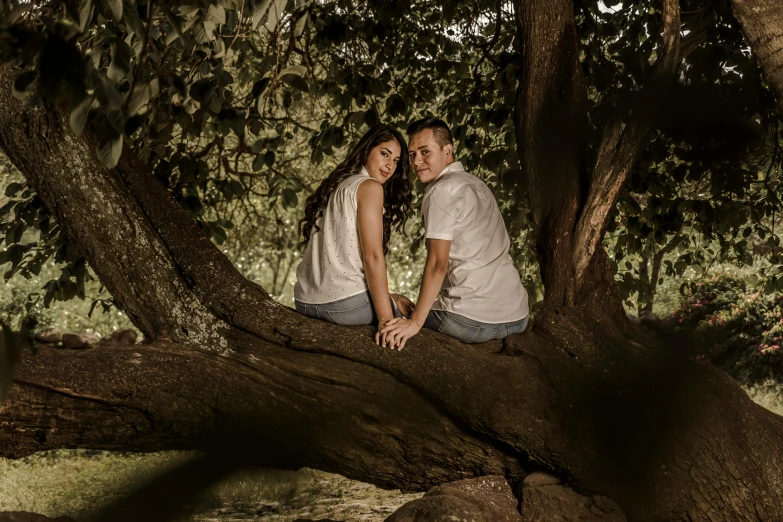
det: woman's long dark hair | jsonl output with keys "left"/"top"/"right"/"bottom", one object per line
{"left": 299, "top": 124, "right": 412, "bottom": 253}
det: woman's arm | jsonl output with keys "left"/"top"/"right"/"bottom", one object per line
{"left": 356, "top": 180, "right": 394, "bottom": 343}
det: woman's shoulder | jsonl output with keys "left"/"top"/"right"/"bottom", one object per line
{"left": 356, "top": 176, "right": 383, "bottom": 205}
{"left": 337, "top": 171, "right": 371, "bottom": 190}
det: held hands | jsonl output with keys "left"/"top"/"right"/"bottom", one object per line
{"left": 375, "top": 317, "right": 395, "bottom": 346}
{"left": 378, "top": 316, "right": 422, "bottom": 351}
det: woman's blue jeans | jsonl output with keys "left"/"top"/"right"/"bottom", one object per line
{"left": 423, "top": 310, "right": 529, "bottom": 344}
{"left": 295, "top": 291, "right": 401, "bottom": 325}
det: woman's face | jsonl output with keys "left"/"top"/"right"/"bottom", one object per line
{"left": 364, "top": 139, "right": 402, "bottom": 185}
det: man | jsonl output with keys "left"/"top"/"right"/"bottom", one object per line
{"left": 380, "top": 117, "right": 529, "bottom": 349}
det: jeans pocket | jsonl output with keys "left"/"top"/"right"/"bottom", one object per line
{"left": 505, "top": 316, "right": 528, "bottom": 336}
{"left": 295, "top": 301, "right": 313, "bottom": 318}
{"left": 326, "top": 300, "right": 374, "bottom": 325}
{"left": 439, "top": 314, "right": 491, "bottom": 344}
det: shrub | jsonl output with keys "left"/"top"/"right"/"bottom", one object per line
{"left": 670, "top": 274, "right": 783, "bottom": 384}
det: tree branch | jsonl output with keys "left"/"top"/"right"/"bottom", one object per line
{"left": 730, "top": 0, "right": 783, "bottom": 113}
{"left": 572, "top": 0, "right": 682, "bottom": 288}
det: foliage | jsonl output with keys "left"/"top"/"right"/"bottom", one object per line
{"left": 0, "top": 0, "right": 781, "bottom": 317}
{"left": 600, "top": 1, "right": 783, "bottom": 312}
{"left": 671, "top": 274, "right": 783, "bottom": 385}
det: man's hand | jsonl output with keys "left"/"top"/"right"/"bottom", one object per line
{"left": 379, "top": 317, "right": 422, "bottom": 350}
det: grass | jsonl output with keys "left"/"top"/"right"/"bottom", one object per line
{"left": 0, "top": 450, "right": 421, "bottom": 521}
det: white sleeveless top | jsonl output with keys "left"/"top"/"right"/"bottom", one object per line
{"left": 294, "top": 168, "right": 377, "bottom": 304}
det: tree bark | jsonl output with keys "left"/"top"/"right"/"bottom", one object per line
{"left": 572, "top": 0, "right": 680, "bottom": 297}
{"left": 2, "top": 47, "right": 783, "bottom": 522}
{"left": 731, "top": 0, "right": 783, "bottom": 112}
{"left": 513, "top": 0, "right": 589, "bottom": 310}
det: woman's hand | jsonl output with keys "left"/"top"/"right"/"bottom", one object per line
{"left": 375, "top": 317, "right": 395, "bottom": 346}
{"left": 379, "top": 317, "right": 422, "bottom": 350}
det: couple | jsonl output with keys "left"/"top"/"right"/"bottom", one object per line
{"left": 294, "top": 117, "right": 529, "bottom": 349}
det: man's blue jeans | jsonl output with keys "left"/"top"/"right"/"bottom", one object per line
{"left": 295, "top": 291, "right": 401, "bottom": 325}
{"left": 423, "top": 310, "right": 529, "bottom": 344}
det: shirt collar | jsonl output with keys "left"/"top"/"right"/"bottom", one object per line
{"left": 359, "top": 166, "right": 370, "bottom": 178}
{"left": 431, "top": 161, "right": 464, "bottom": 183}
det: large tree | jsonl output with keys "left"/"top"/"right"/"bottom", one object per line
{"left": 2, "top": 0, "right": 783, "bottom": 519}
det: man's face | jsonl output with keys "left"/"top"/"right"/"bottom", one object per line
{"left": 408, "top": 129, "right": 453, "bottom": 184}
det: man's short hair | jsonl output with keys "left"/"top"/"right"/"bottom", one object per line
{"left": 407, "top": 117, "right": 453, "bottom": 149}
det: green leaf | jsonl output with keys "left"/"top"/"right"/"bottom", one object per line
{"left": 97, "top": 134, "right": 123, "bottom": 168}
{"left": 165, "top": 7, "right": 185, "bottom": 43}
{"left": 186, "top": 196, "right": 204, "bottom": 215}
{"left": 385, "top": 93, "right": 406, "bottom": 117}
{"left": 265, "top": 0, "right": 290, "bottom": 32}
{"left": 294, "top": 12, "right": 309, "bottom": 36}
{"left": 281, "top": 74, "right": 308, "bottom": 92}
{"left": 252, "top": 77, "right": 271, "bottom": 98}
{"left": 70, "top": 95, "right": 94, "bottom": 137}
{"left": 12, "top": 71, "right": 37, "bottom": 99}
{"left": 4, "top": 183, "right": 23, "bottom": 197}
{"left": 252, "top": 155, "right": 265, "bottom": 172}
{"left": 104, "top": 0, "right": 122, "bottom": 21}
{"left": 282, "top": 188, "right": 298, "bottom": 209}
{"left": 127, "top": 79, "right": 160, "bottom": 115}
{"left": 204, "top": 4, "right": 226, "bottom": 25}
{"left": 106, "top": 109, "right": 126, "bottom": 134}
{"left": 108, "top": 40, "right": 132, "bottom": 82}
{"left": 278, "top": 65, "right": 307, "bottom": 78}
{"left": 78, "top": 0, "right": 94, "bottom": 32}
{"left": 210, "top": 222, "right": 227, "bottom": 244}
{"left": 364, "top": 108, "right": 379, "bottom": 127}
{"left": 229, "top": 179, "right": 244, "bottom": 196}
{"left": 251, "top": 0, "right": 273, "bottom": 29}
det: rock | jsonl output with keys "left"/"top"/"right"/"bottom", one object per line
{"left": 520, "top": 484, "right": 626, "bottom": 521}
{"left": 523, "top": 470, "right": 562, "bottom": 488}
{"left": 0, "top": 512, "right": 77, "bottom": 522}
{"left": 61, "top": 332, "right": 100, "bottom": 349}
{"left": 109, "top": 328, "right": 138, "bottom": 345}
{"left": 385, "top": 475, "right": 522, "bottom": 522}
{"left": 34, "top": 328, "right": 62, "bottom": 344}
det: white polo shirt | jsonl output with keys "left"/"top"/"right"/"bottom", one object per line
{"left": 422, "top": 162, "right": 528, "bottom": 323}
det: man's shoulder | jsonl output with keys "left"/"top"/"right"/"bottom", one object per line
{"left": 430, "top": 167, "right": 474, "bottom": 193}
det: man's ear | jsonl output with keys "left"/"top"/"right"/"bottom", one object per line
{"left": 445, "top": 144, "right": 453, "bottom": 158}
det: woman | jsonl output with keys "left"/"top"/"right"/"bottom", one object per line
{"left": 295, "top": 124, "right": 413, "bottom": 342}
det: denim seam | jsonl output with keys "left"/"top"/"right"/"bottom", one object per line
{"left": 446, "top": 314, "right": 485, "bottom": 331}
{"left": 328, "top": 299, "right": 372, "bottom": 314}
{"left": 326, "top": 301, "right": 371, "bottom": 322}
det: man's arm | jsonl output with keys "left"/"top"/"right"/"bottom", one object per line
{"left": 380, "top": 238, "right": 450, "bottom": 350}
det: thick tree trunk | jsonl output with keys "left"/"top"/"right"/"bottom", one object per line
{"left": 2, "top": 62, "right": 783, "bottom": 522}
{"left": 731, "top": 0, "right": 783, "bottom": 112}
{"left": 513, "top": 0, "right": 590, "bottom": 309}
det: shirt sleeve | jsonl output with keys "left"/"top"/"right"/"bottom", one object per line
{"left": 423, "top": 185, "right": 462, "bottom": 241}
